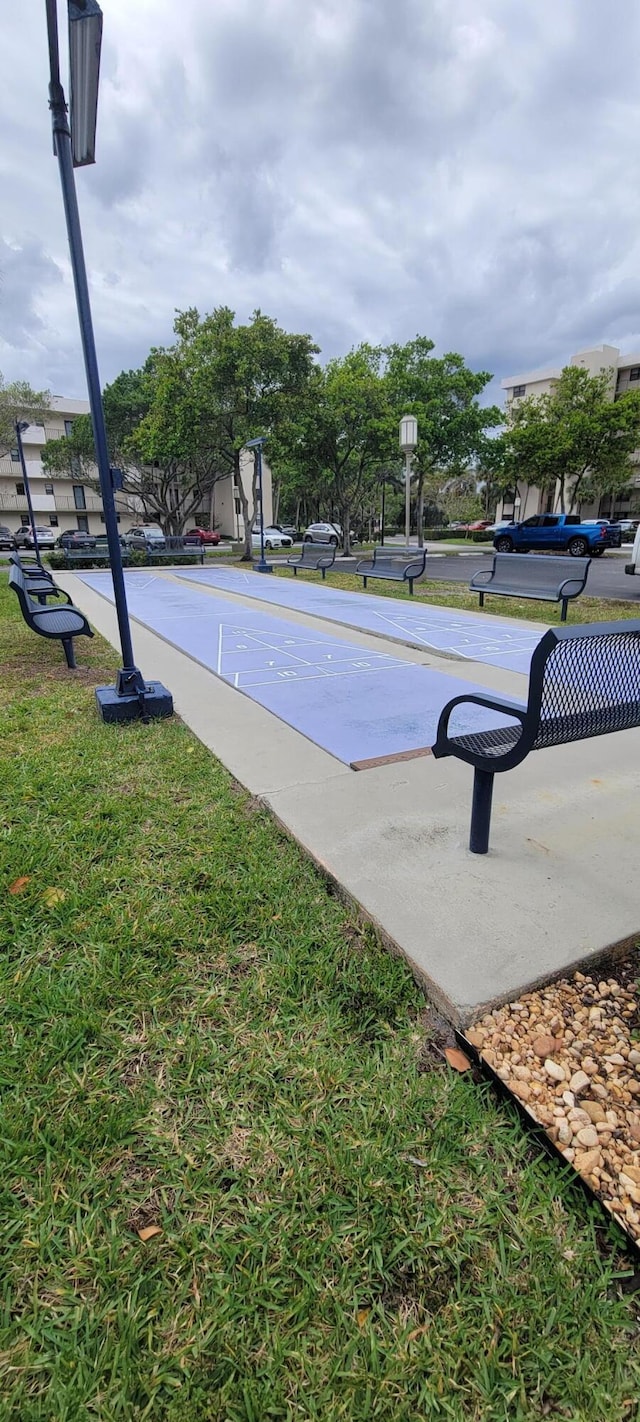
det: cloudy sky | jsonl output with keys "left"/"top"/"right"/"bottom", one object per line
{"left": 2, "top": 0, "right": 640, "bottom": 403}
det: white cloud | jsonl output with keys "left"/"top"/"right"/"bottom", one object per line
{"left": 2, "top": 0, "right": 640, "bottom": 400}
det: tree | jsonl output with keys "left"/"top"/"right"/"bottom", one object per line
{"left": 383, "top": 338, "right": 501, "bottom": 545}
{"left": 0, "top": 375, "right": 51, "bottom": 455}
{"left": 43, "top": 311, "right": 319, "bottom": 544}
{"left": 285, "top": 346, "right": 391, "bottom": 554}
{"left": 505, "top": 365, "right": 640, "bottom": 513}
{"left": 161, "top": 308, "right": 319, "bottom": 556}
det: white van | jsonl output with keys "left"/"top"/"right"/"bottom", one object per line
{"left": 625, "top": 524, "right": 640, "bottom": 578}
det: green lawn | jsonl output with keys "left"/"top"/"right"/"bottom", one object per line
{"left": 270, "top": 565, "right": 640, "bottom": 626}
{"left": 0, "top": 581, "right": 639, "bottom": 1421}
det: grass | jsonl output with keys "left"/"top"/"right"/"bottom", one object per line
{"left": 0, "top": 581, "right": 639, "bottom": 1421}
{"left": 269, "top": 566, "right": 640, "bottom": 626}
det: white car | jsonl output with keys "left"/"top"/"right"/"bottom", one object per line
{"left": 251, "top": 526, "right": 292, "bottom": 550}
{"left": 14, "top": 525, "right": 57, "bottom": 549}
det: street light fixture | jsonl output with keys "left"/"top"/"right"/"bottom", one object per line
{"left": 68, "top": 0, "right": 102, "bottom": 166}
{"left": 399, "top": 414, "right": 418, "bottom": 545}
{"left": 245, "top": 437, "right": 272, "bottom": 574}
{"left": 15, "top": 421, "right": 42, "bottom": 567}
{"left": 44, "top": 0, "right": 172, "bottom": 721}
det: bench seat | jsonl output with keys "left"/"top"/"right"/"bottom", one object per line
{"left": 355, "top": 546, "right": 428, "bottom": 595}
{"left": 470, "top": 552, "right": 590, "bottom": 621}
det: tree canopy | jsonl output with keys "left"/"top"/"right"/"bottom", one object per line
{"left": 503, "top": 365, "right": 640, "bottom": 512}
{"left": 0, "top": 375, "right": 51, "bottom": 456}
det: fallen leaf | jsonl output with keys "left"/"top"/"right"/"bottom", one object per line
{"left": 137, "top": 1225, "right": 163, "bottom": 1242}
{"left": 186, "top": 746, "right": 195, "bottom": 755}
{"left": 444, "top": 1047, "right": 471, "bottom": 1072}
{"left": 356, "top": 1308, "right": 371, "bottom": 1328}
{"left": 42, "top": 887, "right": 66, "bottom": 908}
{"left": 405, "top": 1155, "right": 430, "bottom": 1169}
{"left": 9, "top": 876, "right": 31, "bottom": 895}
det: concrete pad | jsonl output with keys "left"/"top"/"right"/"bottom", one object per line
{"left": 60, "top": 570, "right": 640, "bottom": 1026}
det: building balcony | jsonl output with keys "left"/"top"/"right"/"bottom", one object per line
{"left": 0, "top": 491, "right": 107, "bottom": 513}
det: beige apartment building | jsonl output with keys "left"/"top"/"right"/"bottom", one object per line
{"left": 0, "top": 395, "right": 271, "bottom": 540}
{"left": 497, "top": 344, "right": 640, "bottom": 522}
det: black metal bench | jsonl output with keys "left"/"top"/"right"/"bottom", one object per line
{"left": 9, "top": 563, "right": 94, "bottom": 668}
{"left": 287, "top": 543, "right": 336, "bottom": 579}
{"left": 10, "top": 552, "right": 71, "bottom": 607}
{"left": 355, "top": 545, "right": 428, "bottom": 595}
{"left": 470, "top": 552, "right": 590, "bottom": 622}
{"left": 433, "top": 619, "right": 640, "bottom": 853}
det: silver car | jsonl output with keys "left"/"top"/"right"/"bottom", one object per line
{"left": 303, "top": 522, "right": 357, "bottom": 546}
{"left": 14, "top": 525, "right": 57, "bottom": 549}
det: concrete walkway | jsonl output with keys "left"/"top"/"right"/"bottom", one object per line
{"left": 61, "top": 569, "right": 640, "bottom": 1026}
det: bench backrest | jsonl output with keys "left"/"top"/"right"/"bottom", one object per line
{"left": 299, "top": 542, "right": 335, "bottom": 562}
{"left": 528, "top": 622, "right": 640, "bottom": 750}
{"left": 9, "top": 562, "right": 34, "bottom": 612}
{"left": 372, "top": 546, "right": 426, "bottom": 571}
{"left": 490, "top": 552, "right": 590, "bottom": 591}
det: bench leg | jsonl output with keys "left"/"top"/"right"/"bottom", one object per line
{"left": 363, "top": 576, "right": 367, "bottom": 589}
{"left": 408, "top": 578, "right": 414, "bottom": 596}
{"left": 321, "top": 567, "right": 326, "bottom": 580}
{"left": 469, "top": 768, "right": 494, "bottom": 854}
{"left": 478, "top": 591, "right": 485, "bottom": 608}
{"left": 293, "top": 566, "right": 297, "bottom": 576}
{"left": 62, "top": 637, "right": 77, "bottom": 670}
{"left": 561, "top": 597, "right": 568, "bottom": 622}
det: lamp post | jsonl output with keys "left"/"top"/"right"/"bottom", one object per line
{"left": 15, "top": 421, "right": 42, "bottom": 567}
{"left": 399, "top": 415, "right": 418, "bottom": 545}
{"left": 245, "top": 437, "right": 272, "bottom": 574}
{"left": 44, "top": 0, "right": 171, "bottom": 722}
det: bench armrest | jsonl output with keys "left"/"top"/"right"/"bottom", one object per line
{"left": 469, "top": 569, "right": 493, "bottom": 589}
{"left": 557, "top": 575, "right": 588, "bottom": 596}
{"left": 355, "top": 558, "right": 374, "bottom": 573}
{"left": 433, "top": 692, "right": 527, "bottom": 757}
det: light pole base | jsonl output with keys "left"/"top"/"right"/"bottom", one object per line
{"left": 254, "top": 559, "right": 273, "bottom": 574}
{"left": 96, "top": 681, "right": 174, "bottom": 724}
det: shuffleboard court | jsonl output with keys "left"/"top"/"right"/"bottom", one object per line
{"left": 80, "top": 572, "right": 516, "bottom": 766}
{"left": 178, "top": 566, "right": 542, "bottom": 674}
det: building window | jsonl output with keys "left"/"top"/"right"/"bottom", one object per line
{"left": 20, "top": 515, "right": 30, "bottom": 527}
{"left": 73, "top": 484, "right": 86, "bottom": 510}
{"left": 64, "top": 419, "right": 74, "bottom": 436}
{"left": 70, "top": 455, "right": 81, "bottom": 476}
{"left": 49, "top": 515, "right": 59, "bottom": 527}
{"left": 100, "top": 513, "right": 120, "bottom": 523}
{"left": 15, "top": 482, "right": 25, "bottom": 496}
{"left": 629, "top": 368, "right": 640, "bottom": 381}
{"left": 45, "top": 483, "right": 54, "bottom": 495}
{"left": 512, "top": 384, "right": 526, "bottom": 398}
{"left": 10, "top": 448, "right": 20, "bottom": 462}
{"left": 76, "top": 515, "right": 89, "bottom": 532}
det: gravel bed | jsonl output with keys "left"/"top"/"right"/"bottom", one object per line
{"left": 467, "top": 952, "right": 640, "bottom": 1244}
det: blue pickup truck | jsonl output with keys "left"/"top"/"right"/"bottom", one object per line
{"left": 493, "top": 514, "right": 622, "bottom": 558}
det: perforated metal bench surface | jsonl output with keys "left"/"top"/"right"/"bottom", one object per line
{"left": 9, "top": 553, "right": 69, "bottom": 606}
{"left": 433, "top": 619, "right": 640, "bottom": 852}
{"left": 9, "top": 563, "right": 93, "bottom": 669}
{"left": 470, "top": 552, "right": 590, "bottom": 621}
{"left": 355, "top": 546, "right": 428, "bottom": 594}
{"left": 287, "top": 543, "right": 336, "bottom": 578}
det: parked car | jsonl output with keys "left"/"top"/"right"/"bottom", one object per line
{"left": 274, "top": 523, "right": 298, "bottom": 541}
{"left": 122, "top": 526, "right": 166, "bottom": 550}
{"left": 57, "top": 529, "right": 97, "bottom": 549}
{"left": 14, "top": 525, "right": 57, "bottom": 549}
{"left": 0, "top": 525, "right": 16, "bottom": 550}
{"left": 185, "top": 527, "right": 221, "bottom": 545}
{"left": 466, "top": 520, "right": 493, "bottom": 532}
{"left": 251, "top": 526, "right": 293, "bottom": 550}
{"left": 617, "top": 519, "right": 639, "bottom": 535}
{"left": 303, "top": 522, "right": 357, "bottom": 546}
{"left": 493, "top": 513, "right": 622, "bottom": 557}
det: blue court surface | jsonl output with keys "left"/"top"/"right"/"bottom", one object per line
{"left": 178, "top": 566, "right": 542, "bottom": 674}
{"left": 81, "top": 572, "right": 516, "bottom": 766}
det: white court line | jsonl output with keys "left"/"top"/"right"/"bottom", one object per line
{"left": 217, "top": 621, "right": 223, "bottom": 676}
{"left": 237, "top": 660, "right": 411, "bottom": 688}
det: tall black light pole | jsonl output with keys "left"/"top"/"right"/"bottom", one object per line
{"left": 245, "top": 436, "right": 272, "bottom": 574}
{"left": 44, "top": 0, "right": 172, "bottom": 722}
{"left": 15, "top": 421, "right": 42, "bottom": 566}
